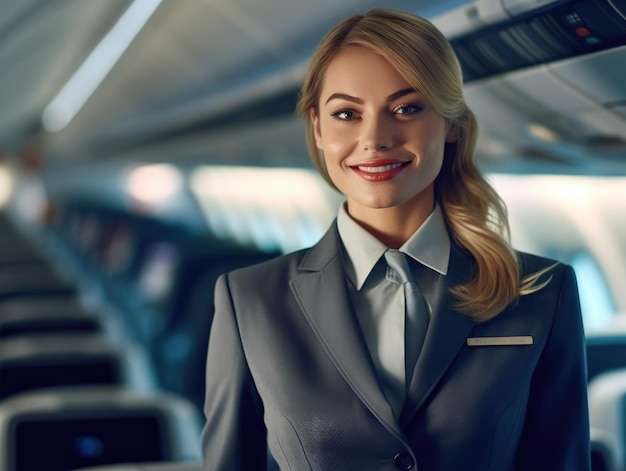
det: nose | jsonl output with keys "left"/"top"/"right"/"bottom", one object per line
{"left": 361, "top": 112, "right": 394, "bottom": 152}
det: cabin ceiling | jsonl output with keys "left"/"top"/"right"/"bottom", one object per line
{"left": 0, "top": 0, "right": 450, "bottom": 167}
{"left": 1, "top": 0, "right": 625, "bottom": 175}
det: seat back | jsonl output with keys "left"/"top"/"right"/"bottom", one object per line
{"left": 591, "top": 428, "right": 615, "bottom": 471}
{"left": 588, "top": 369, "right": 626, "bottom": 470}
{"left": 0, "top": 295, "right": 85, "bottom": 317}
{"left": 153, "top": 248, "right": 279, "bottom": 409}
{"left": 0, "top": 265, "right": 76, "bottom": 301}
{"left": 0, "top": 309, "right": 103, "bottom": 338}
{"left": 0, "top": 334, "right": 156, "bottom": 400}
{"left": 0, "top": 387, "right": 202, "bottom": 471}
{"left": 69, "top": 462, "right": 203, "bottom": 471}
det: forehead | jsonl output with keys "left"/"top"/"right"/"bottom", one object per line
{"left": 320, "top": 46, "right": 413, "bottom": 98}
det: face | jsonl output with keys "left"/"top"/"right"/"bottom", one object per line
{"left": 311, "top": 46, "right": 457, "bottom": 221}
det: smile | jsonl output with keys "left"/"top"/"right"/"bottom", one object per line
{"left": 351, "top": 160, "right": 410, "bottom": 182}
{"left": 356, "top": 162, "right": 405, "bottom": 173}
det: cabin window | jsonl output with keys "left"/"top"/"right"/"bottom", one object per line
{"left": 569, "top": 251, "right": 616, "bottom": 334}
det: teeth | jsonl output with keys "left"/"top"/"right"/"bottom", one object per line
{"left": 357, "top": 163, "right": 403, "bottom": 173}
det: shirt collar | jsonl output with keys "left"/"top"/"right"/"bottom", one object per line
{"left": 337, "top": 202, "right": 450, "bottom": 290}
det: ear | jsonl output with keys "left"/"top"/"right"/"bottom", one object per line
{"left": 310, "top": 108, "right": 323, "bottom": 149}
{"left": 445, "top": 123, "right": 459, "bottom": 143}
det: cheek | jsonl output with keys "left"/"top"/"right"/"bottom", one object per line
{"left": 410, "top": 127, "right": 447, "bottom": 180}
{"left": 422, "top": 125, "right": 449, "bottom": 159}
{"left": 325, "top": 141, "right": 351, "bottom": 158}
{"left": 424, "top": 144, "right": 445, "bottom": 179}
{"left": 319, "top": 125, "right": 355, "bottom": 160}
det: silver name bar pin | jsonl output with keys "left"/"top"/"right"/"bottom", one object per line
{"left": 467, "top": 336, "right": 533, "bottom": 346}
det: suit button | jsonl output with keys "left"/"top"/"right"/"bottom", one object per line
{"left": 393, "top": 452, "right": 415, "bottom": 470}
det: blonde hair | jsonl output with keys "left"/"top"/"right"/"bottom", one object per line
{"left": 297, "top": 8, "right": 551, "bottom": 321}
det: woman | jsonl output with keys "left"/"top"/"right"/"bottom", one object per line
{"left": 201, "top": 8, "right": 590, "bottom": 470}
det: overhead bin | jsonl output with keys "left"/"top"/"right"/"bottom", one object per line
{"left": 433, "top": 0, "right": 626, "bottom": 167}
{"left": 434, "top": 0, "right": 626, "bottom": 81}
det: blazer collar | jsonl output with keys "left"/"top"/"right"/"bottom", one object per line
{"left": 290, "top": 222, "right": 405, "bottom": 439}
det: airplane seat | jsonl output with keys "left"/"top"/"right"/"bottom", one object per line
{"left": 0, "top": 266, "right": 77, "bottom": 302}
{"left": 0, "top": 260, "right": 71, "bottom": 281}
{"left": 64, "top": 208, "right": 193, "bottom": 345}
{"left": 0, "top": 214, "right": 64, "bottom": 268}
{"left": 95, "top": 218, "right": 176, "bottom": 336}
{"left": 591, "top": 427, "right": 615, "bottom": 471}
{"left": 69, "top": 463, "right": 203, "bottom": 471}
{"left": 34, "top": 201, "right": 200, "bottom": 348}
{"left": 0, "top": 295, "right": 86, "bottom": 317}
{"left": 86, "top": 210, "right": 165, "bottom": 292}
{"left": 150, "top": 245, "right": 279, "bottom": 409}
{"left": 101, "top": 217, "right": 202, "bottom": 346}
{"left": 0, "top": 294, "right": 121, "bottom": 341}
{"left": 0, "top": 308, "right": 103, "bottom": 339}
{"left": 587, "top": 369, "right": 626, "bottom": 470}
{"left": 0, "top": 290, "right": 87, "bottom": 316}
{"left": 0, "top": 239, "right": 60, "bottom": 271}
{"left": 0, "top": 210, "right": 89, "bottom": 292}
{"left": 67, "top": 448, "right": 280, "bottom": 471}
{"left": 0, "top": 227, "right": 44, "bottom": 259}
{"left": 0, "top": 333, "right": 158, "bottom": 401}
{"left": 49, "top": 206, "right": 110, "bottom": 293}
{"left": 0, "top": 386, "right": 202, "bottom": 471}
{"left": 40, "top": 204, "right": 160, "bottom": 329}
{"left": 0, "top": 247, "right": 48, "bottom": 267}
{"left": 41, "top": 204, "right": 93, "bottom": 277}
{"left": 0, "top": 227, "right": 82, "bottom": 306}
{"left": 96, "top": 219, "right": 138, "bottom": 290}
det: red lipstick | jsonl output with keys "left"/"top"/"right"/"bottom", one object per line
{"left": 351, "top": 160, "right": 409, "bottom": 182}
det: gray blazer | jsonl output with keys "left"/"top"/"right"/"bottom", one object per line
{"left": 201, "top": 222, "right": 590, "bottom": 470}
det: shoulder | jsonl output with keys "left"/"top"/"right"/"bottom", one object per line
{"left": 515, "top": 251, "right": 579, "bottom": 313}
{"left": 482, "top": 252, "right": 582, "bottom": 346}
{"left": 223, "top": 220, "right": 341, "bottom": 284}
{"left": 211, "top": 250, "right": 309, "bottom": 314}
{"left": 229, "top": 249, "right": 308, "bottom": 277}
{"left": 516, "top": 250, "right": 574, "bottom": 282}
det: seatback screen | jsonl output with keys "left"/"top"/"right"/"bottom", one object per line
{"left": 11, "top": 412, "right": 166, "bottom": 471}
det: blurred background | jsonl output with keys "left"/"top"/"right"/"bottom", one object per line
{"left": 0, "top": 0, "right": 625, "bottom": 470}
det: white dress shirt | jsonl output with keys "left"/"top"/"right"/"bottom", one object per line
{"left": 337, "top": 202, "right": 450, "bottom": 417}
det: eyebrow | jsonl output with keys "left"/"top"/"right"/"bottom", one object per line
{"left": 324, "top": 88, "right": 417, "bottom": 105}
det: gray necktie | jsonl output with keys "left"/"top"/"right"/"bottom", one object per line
{"left": 384, "top": 250, "right": 430, "bottom": 387}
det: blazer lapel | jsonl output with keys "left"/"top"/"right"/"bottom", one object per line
{"left": 400, "top": 244, "right": 476, "bottom": 427}
{"left": 290, "top": 224, "right": 403, "bottom": 436}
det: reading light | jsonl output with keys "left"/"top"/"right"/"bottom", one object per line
{"left": 42, "top": 0, "right": 163, "bottom": 132}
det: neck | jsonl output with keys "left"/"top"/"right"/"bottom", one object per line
{"left": 346, "top": 196, "right": 435, "bottom": 249}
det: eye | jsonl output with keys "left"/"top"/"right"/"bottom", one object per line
{"left": 331, "top": 109, "right": 358, "bottom": 121}
{"left": 393, "top": 103, "right": 424, "bottom": 115}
